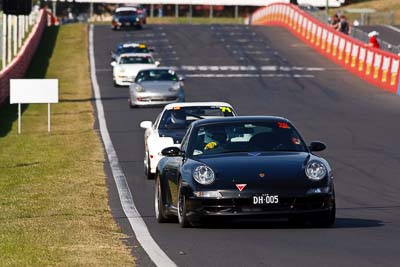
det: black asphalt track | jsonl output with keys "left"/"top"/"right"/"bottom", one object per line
{"left": 93, "top": 24, "right": 400, "bottom": 266}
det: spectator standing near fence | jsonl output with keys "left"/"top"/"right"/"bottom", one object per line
{"left": 367, "top": 31, "right": 380, "bottom": 49}
{"left": 330, "top": 14, "right": 340, "bottom": 30}
{"left": 338, "top": 15, "right": 350, "bottom": 35}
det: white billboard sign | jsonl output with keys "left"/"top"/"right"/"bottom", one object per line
{"left": 10, "top": 79, "right": 59, "bottom": 134}
{"left": 10, "top": 79, "right": 59, "bottom": 104}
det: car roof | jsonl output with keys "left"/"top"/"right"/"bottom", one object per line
{"left": 116, "top": 7, "right": 137, "bottom": 13}
{"left": 118, "top": 43, "right": 145, "bottom": 48}
{"left": 190, "top": 116, "right": 290, "bottom": 127}
{"left": 164, "top": 102, "right": 234, "bottom": 110}
{"left": 119, "top": 53, "right": 152, "bottom": 58}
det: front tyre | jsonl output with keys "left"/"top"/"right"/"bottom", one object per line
{"left": 178, "top": 181, "right": 192, "bottom": 228}
{"left": 311, "top": 203, "right": 336, "bottom": 227}
{"left": 129, "top": 101, "right": 136, "bottom": 109}
{"left": 155, "top": 175, "right": 170, "bottom": 223}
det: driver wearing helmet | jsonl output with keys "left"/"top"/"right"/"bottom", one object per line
{"left": 204, "top": 127, "right": 228, "bottom": 151}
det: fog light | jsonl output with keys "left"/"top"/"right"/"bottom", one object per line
{"left": 306, "top": 187, "right": 330, "bottom": 195}
{"left": 193, "top": 191, "right": 222, "bottom": 198}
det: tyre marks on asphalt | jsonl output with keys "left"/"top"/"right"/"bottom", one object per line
{"left": 122, "top": 26, "right": 180, "bottom": 64}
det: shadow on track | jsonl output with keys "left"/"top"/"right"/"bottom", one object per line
{"left": 195, "top": 217, "right": 384, "bottom": 229}
{"left": 0, "top": 27, "right": 59, "bottom": 137}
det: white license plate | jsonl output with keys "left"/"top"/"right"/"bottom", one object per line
{"left": 253, "top": 194, "right": 279, "bottom": 205}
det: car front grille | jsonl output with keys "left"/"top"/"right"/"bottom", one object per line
{"left": 198, "top": 196, "right": 328, "bottom": 214}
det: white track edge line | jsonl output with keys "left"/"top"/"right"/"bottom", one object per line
{"left": 88, "top": 25, "right": 176, "bottom": 267}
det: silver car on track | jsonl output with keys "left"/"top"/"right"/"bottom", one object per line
{"left": 129, "top": 68, "right": 185, "bottom": 108}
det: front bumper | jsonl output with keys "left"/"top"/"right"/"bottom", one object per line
{"left": 185, "top": 193, "right": 335, "bottom": 220}
{"left": 130, "top": 91, "right": 184, "bottom": 107}
{"left": 114, "top": 76, "right": 135, "bottom": 86}
{"left": 112, "top": 20, "right": 141, "bottom": 29}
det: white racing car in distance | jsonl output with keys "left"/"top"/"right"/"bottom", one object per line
{"left": 139, "top": 102, "right": 237, "bottom": 179}
{"left": 111, "top": 53, "right": 160, "bottom": 86}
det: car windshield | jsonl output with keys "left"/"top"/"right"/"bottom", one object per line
{"left": 119, "top": 56, "right": 154, "bottom": 64}
{"left": 117, "top": 46, "right": 149, "bottom": 54}
{"left": 116, "top": 11, "right": 137, "bottom": 16}
{"left": 189, "top": 121, "right": 307, "bottom": 156}
{"left": 158, "top": 106, "right": 235, "bottom": 130}
{"left": 135, "top": 69, "right": 178, "bottom": 82}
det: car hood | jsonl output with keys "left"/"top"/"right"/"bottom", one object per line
{"left": 117, "top": 64, "right": 156, "bottom": 75}
{"left": 139, "top": 81, "right": 180, "bottom": 93}
{"left": 193, "top": 152, "right": 320, "bottom": 194}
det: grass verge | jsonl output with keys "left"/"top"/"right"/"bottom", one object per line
{"left": 0, "top": 24, "right": 135, "bottom": 266}
{"left": 331, "top": 0, "right": 400, "bottom": 24}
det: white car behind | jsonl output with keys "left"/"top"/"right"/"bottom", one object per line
{"left": 139, "top": 102, "right": 237, "bottom": 179}
{"left": 111, "top": 53, "right": 160, "bottom": 86}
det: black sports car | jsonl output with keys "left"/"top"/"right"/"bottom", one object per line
{"left": 155, "top": 116, "right": 335, "bottom": 227}
{"left": 112, "top": 7, "right": 143, "bottom": 30}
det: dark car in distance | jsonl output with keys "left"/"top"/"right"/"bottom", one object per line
{"left": 112, "top": 7, "right": 144, "bottom": 30}
{"left": 155, "top": 116, "right": 336, "bottom": 227}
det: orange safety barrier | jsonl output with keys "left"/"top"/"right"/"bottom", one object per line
{"left": 245, "top": 3, "right": 400, "bottom": 95}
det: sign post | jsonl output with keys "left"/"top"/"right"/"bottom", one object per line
{"left": 10, "top": 79, "right": 59, "bottom": 134}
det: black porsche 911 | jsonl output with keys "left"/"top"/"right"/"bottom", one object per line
{"left": 155, "top": 116, "right": 335, "bottom": 227}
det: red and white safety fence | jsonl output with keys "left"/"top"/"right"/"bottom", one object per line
{"left": 0, "top": 9, "right": 48, "bottom": 107}
{"left": 245, "top": 3, "right": 400, "bottom": 95}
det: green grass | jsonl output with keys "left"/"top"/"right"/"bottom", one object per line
{"left": 0, "top": 24, "right": 134, "bottom": 266}
{"left": 331, "top": 0, "right": 400, "bottom": 24}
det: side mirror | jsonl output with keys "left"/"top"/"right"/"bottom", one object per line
{"left": 178, "top": 75, "right": 185, "bottom": 81}
{"left": 149, "top": 48, "right": 155, "bottom": 52}
{"left": 155, "top": 61, "right": 160, "bottom": 66}
{"left": 309, "top": 141, "right": 326, "bottom": 152}
{"left": 110, "top": 61, "right": 117, "bottom": 67}
{"left": 161, "top": 146, "right": 184, "bottom": 157}
{"left": 139, "top": 121, "right": 152, "bottom": 129}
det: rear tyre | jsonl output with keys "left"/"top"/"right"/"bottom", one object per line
{"left": 178, "top": 181, "right": 193, "bottom": 228}
{"left": 155, "top": 175, "right": 170, "bottom": 223}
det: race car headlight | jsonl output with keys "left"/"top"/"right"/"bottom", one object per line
{"left": 193, "top": 165, "right": 215, "bottom": 185}
{"left": 305, "top": 161, "right": 327, "bottom": 181}
{"left": 135, "top": 85, "right": 145, "bottom": 92}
